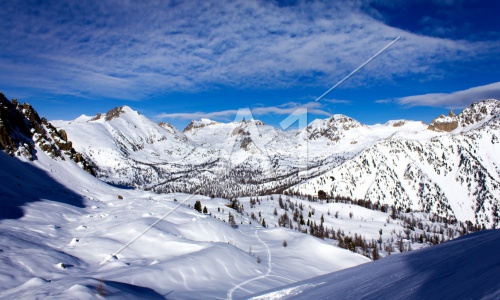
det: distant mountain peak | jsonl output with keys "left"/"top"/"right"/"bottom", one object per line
{"left": 237, "top": 118, "right": 265, "bottom": 126}
{"left": 183, "top": 119, "right": 221, "bottom": 132}
{"left": 457, "top": 99, "right": 499, "bottom": 127}
{"left": 307, "top": 114, "right": 362, "bottom": 141}
{"left": 104, "top": 106, "right": 126, "bottom": 121}
{"left": 327, "top": 114, "right": 363, "bottom": 129}
{"left": 427, "top": 114, "right": 458, "bottom": 132}
{"left": 428, "top": 99, "right": 500, "bottom": 132}
{"left": 158, "top": 121, "right": 175, "bottom": 130}
{"left": 384, "top": 120, "right": 427, "bottom": 127}
{"left": 88, "top": 106, "right": 138, "bottom": 122}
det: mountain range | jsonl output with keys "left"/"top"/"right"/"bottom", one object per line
{"left": 49, "top": 98, "right": 500, "bottom": 229}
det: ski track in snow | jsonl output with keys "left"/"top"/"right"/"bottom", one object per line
{"left": 227, "top": 229, "right": 296, "bottom": 300}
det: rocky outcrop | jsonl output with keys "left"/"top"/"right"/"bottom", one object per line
{"left": 457, "top": 99, "right": 500, "bottom": 126}
{"left": 0, "top": 95, "right": 36, "bottom": 158}
{"left": 159, "top": 122, "right": 190, "bottom": 142}
{"left": 392, "top": 121, "right": 406, "bottom": 127}
{"left": 428, "top": 110, "right": 459, "bottom": 132}
{"left": 428, "top": 100, "right": 500, "bottom": 132}
{"left": 307, "top": 114, "right": 363, "bottom": 141}
{"left": 105, "top": 106, "right": 126, "bottom": 121}
{"left": 90, "top": 113, "right": 103, "bottom": 121}
{"left": 0, "top": 92, "right": 95, "bottom": 175}
{"left": 183, "top": 119, "right": 221, "bottom": 133}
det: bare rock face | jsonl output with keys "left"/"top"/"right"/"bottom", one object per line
{"left": 240, "top": 136, "right": 253, "bottom": 151}
{"left": 457, "top": 99, "right": 500, "bottom": 127}
{"left": 231, "top": 127, "right": 250, "bottom": 137}
{"left": 308, "top": 114, "right": 363, "bottom": 141}
{"left": 428, "top": 121, "right": 459, "bottom": 132}
{"left": 428, "top": 100, "right": 500, "bottom": 132}
{"left": 105, "top": 106, "right": 125, "bottom": 121}
{"left": 392, "top": 121, "right": 406, "bottom": 127}
{"left": 88, "top": 106, "right": 127, "bottom": 122}
{"left": 428, "top": 111, "right": 459, "bottom": 132}
{"left": 0, "top": 94, "right": 39, "bottom": 158}
{"left": 158, "top": 122, "right": 174, "bottom": 130}
{"left": 182, "top": 119, "right": 220, "bottom": 133}
{"left": 0, "top": 92, "right": 95, "bottom": 175}
{"left": 90, "top": 113, "right": 103, "bottom": 121}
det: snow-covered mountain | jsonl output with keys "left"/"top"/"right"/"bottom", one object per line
{"left": 1, "top": 94, "right": 498, "bottom": 298}
{"left": 428, "top": 99, "right": 500, "bottom": 132}
{"left": 306, "top": 114, "right": 364, "bottom": 141}
{"left": 250, "top": 229, "right": 500, "bottom": 300}
{"left": 53, "top": 106, "right": 429, "bottom": 195}
{"left": 0, "top": 95, "right": 370, "bottom": 299}
{"left": 52, "top": 99, "right": 500, "bottom": 228}
{"left": 53, "top": 106, "right": 206, "bottom": 188}
{"left": 290, "top": 100, "right": 500, "bottom": 228}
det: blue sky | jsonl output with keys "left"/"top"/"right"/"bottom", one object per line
{"left": 1, "top": 0, "right": 499, "bottom": 130}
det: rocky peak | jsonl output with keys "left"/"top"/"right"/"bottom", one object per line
{"left": 90, "top": 113, "right": 103, "bottom": 121}
{"left": 391, "top": 120, "right": 407, "bottom": 127}
{"left": 239, "top": 118, "right": 265, "bottom": 126}
{"left": 427, "top": 114, "right": 458, "bottom": 132}
{"left": 158, "top": 122, "right": 174, "bottom": 130}
{"left": 456, "top": 99, "right": 499, "bottom": 127}
{"left": 89, "top": 106, "right": 135, "bottom": 122}
{"left": 183, "top": 119, "right": 220, "bottom": 133}
{"left": 105, "top": 106, "right": 126, "bottom": 121}
{"left": 0, "top": 92, "right": 95, "bottom": 175}
{"left": 159, "top": 121, "right": 190, "bottom": 143}
{"left": 307, "top": 114, "right": 362, "bottom": 141}
{"left": 428, "top": 99, "right": 500, "bottom": 132}
{"left": 327, "top": 115, "right": 362, "bottom": 130}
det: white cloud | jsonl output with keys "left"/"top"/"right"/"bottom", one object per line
{"left": 325, "top": 98, "right": 351, "bottom": 104}
{"left": 156, "top": 102, "right": 331, "bottom": 121}
{"left": 0, "top": 0, "right": 494, "bottom": 100}
{"left": 375, "top": 99, "right": 393, "bottom": 104}
{"left": 396, "top": 82, "right": 500, "bottom": 109}
{"left": 156, "top": 110, "right": 240, "bottom": 121}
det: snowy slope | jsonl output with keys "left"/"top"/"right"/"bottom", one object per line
{"left": 0, "top": 145, "right": 368, "bottom": 299}
{"left": 2, "top": 94, "right": 499, "bottom": 298}
{"left": 250, "top": 229, "right": 500, "bottom": 300}
{"left": 1, "top": 97, "right": 372, "bottom": 299}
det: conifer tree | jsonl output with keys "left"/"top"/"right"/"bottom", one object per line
{"left": 372, "top": 246, "right": 380, "bottom": 260}
{"left": 194, "top": 200, "right": 202, "bottom": 213}
{"left": 228, "top": 212, "right": 237, "bottom": 228}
